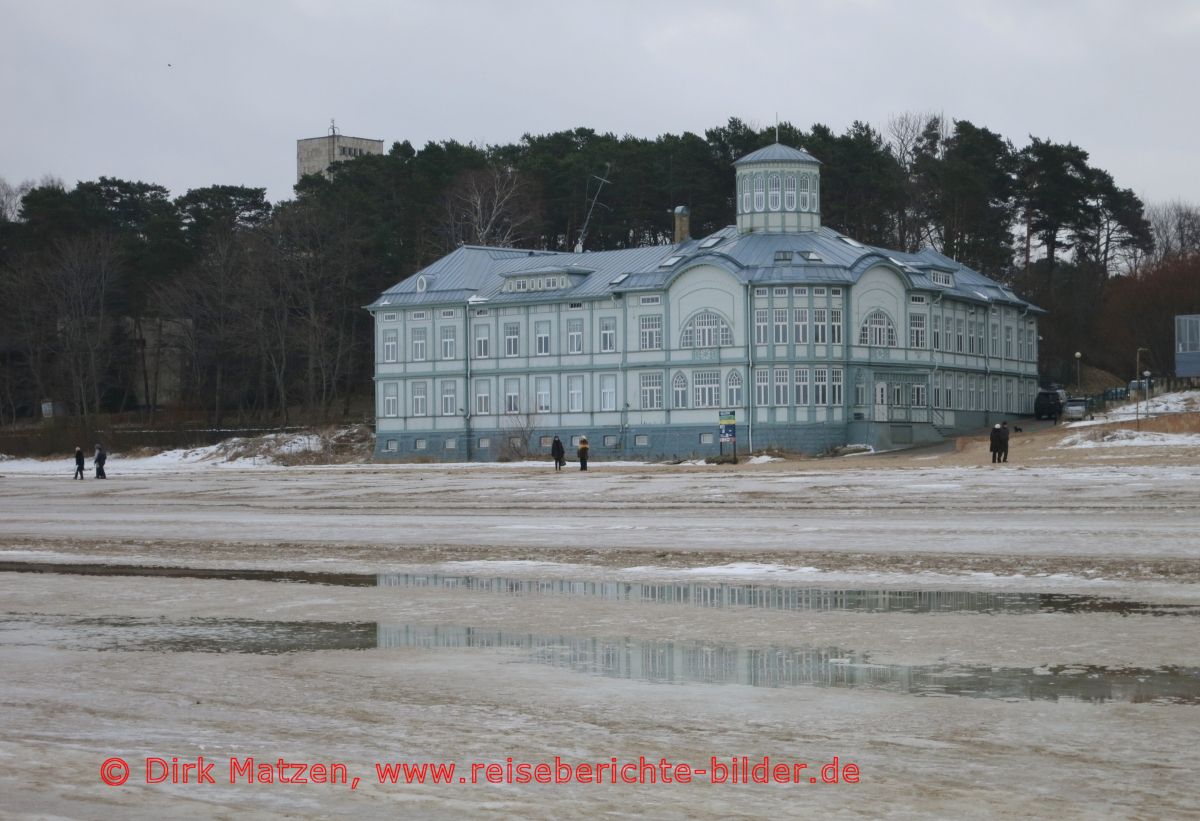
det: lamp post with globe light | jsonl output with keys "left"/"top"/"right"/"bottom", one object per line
{"left": 1075, "top": 351, "right": 1082, "bottom": 394}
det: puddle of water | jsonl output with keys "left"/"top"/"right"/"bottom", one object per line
{"left": 4, "top": 561, "right": 1196, "bottom": 617}
{"left": 3, "top": 614, "right": 1197, "bottom": 704}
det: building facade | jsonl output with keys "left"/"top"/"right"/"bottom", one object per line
{"left": 297, "top": 126, "right": 384, "bottom": 181}
{"left": 368, "top": 143, "right": 1043, "bottom": 461}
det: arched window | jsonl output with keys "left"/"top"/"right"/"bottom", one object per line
{"left": 858, "top": 310, "right": 898, "bottom": 347}
{"left": 784, "top": 175, "right": 797, "bottom": 211}
{"left": 673, "top": 373, "right": 688, "bottom": 408}
{"left": 753, "top": 175, "right": 765, "bottom": 212}
{"left": 768, "top": 174, "right": 781, "bottom": 210}
{"left": 811, "top": 175, "right": 819, "bottom": 212}
{"left": 680, "top": 311, "right": 734, "bottom": 348}
{"left": 727, "top": 371, "right": 743, "bottom": 407}
{"left": 799, "top": 175, "right": 810, "bottom": 212}
{"left": 741, "top": 176, "right": 751, "bottom": 214}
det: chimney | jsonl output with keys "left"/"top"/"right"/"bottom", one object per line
{"left": 673, "top": 206, "right": 690, "bottom": 244}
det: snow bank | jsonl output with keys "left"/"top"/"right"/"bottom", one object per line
{"left": 1058, "top": 429, "right": 1200, "bottom": 449}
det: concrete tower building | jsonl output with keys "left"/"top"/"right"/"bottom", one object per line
{"left": 296, "top": 121, "right": 384, "bottom": 182}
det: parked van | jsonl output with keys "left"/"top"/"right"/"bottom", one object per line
{"left": 1128, "top": 378, "right": 1153, "bottom": 394}
{"left": 1034, "top": 389, "right": 1066, "bottom": 420}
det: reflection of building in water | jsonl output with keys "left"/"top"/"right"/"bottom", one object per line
{"left": 374, "top": 624, "right": 1200, "bottom": 703}
{"left": 376, "top": 573, "right": 1044, "bottom": 615}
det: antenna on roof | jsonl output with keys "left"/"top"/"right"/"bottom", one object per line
{"left": 775, "top": 112, "right": 779, "bottom": 142}
{"left": 575, "top": 163, "right": 612, "bottom": 253}
{"left": 329, "top": 118, "right": 339, "bottom": 137}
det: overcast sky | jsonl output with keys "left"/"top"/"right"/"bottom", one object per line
{"left": 3, "top": 0, "right": 1198, "bottom": 208}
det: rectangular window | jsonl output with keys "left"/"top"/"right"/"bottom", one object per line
{"left": 909, "top": 314, "right": 927, "bottom": 349}
{"left": 794, "top": 308, "right": 809, "bottom": 344}
{"left": 956, "top": 374, "right": 966, "bottom": 408}
{"left": 504, "top": 322, "right": 520, "bottom": 357}
{"left": 600, "top": 374, "right": 617, "bottom": 411}
{"left": 411, "top": 328, "right": 426, "bottom": 361}
{"left": 640, "top": 372, "right": 663, "bottom": 410}
{"left": 385, "top": 439, "right": 397, "bottom": 452}
{"left": 475, "top": 379, "right": 490, "bottom": 415}
{"left": 478, "top": 437, "right": 490, "bottom": 449}
{"left": 855, "top": 382, "right": 866, "bottom": 406}
{"left": 535, "top": 377, "right": 551, "bottom": 413}
{"left": 411, "top": 381, "right": 427, "bottom": 416}
{"left": 382, "top": 312, "right": 398, "bottom": 322}
{"left": 1004, "top": 326, "right": 1013, "bottom": 359}
{"left": 639, "top": 315, "right": 662, "bottom": 350}
{"left": 535, "top": 321, "right": 551, "bottom": 356}
{"left": 931, "top": 316, "right": 941, "bottom": 351}
{"left": 414, "top": 438, "right": 426, "bottom": 450}
{"left": 694, "top": 370, "right": 720, "bottom": 408}
{"left": 755, "top": 309, "right": 769, "bottom": 344}
{"left": 700, "top": 432, "right": 715, "bottom": 445}
{"left": 440, "top": 326, "right": 456, "bottom": 360}
{"left": 910, "top": 294, "right": 927, "bottom": 304}
{"left": 991, "top": 323, "right": 1000, "bottom": 356}
{"left": 568, "top": 375, "right": 583, "bottom": 412}
{"left": 445, "top": 438, "right": 456, "bottom": 451}
{"left": 474, "top": 326, "right": 489, "bottom": 359}
{"left": 773, "top": 308, "right": 789, "bottom": 344}
{"left": 830, "top": 308, "right": 842, "bottom": 344}
{"left": 794, "top": 368, "right": 809, "bottom": 405}
{"left": 813, "top": 368, "right": 829, "bottom": 404}
{"left": 504, "top": 378, "right": 520, "bottom": 414}
{"left": 411, "top": 311, "right": 426, "bottom": 320}
{"left": 440, "top": 309, "right": 455, "bottom": 319}
{"left": 600, "top": 317, "right": 617, "bottom": 352}
{"left": 773, "top": 368, "right": 790, "bottom": 406}
{"left": 911, "top": 383, "right": 926, "bottom": 407}
{"left": 639, "top": 295, "right": 661, "bottom": 305}
{"left": 812, "top": 308, "right": 827, "bottom": 344}
{"left": 635, "top": 434, "right": 649, "bottom": 446}
{"left": 754, "top": 287, "right": 768, "bottom": 297}
{"left": 793, "top": 287, "right": 808, "bottom": 296}
{"left": 383, "top": 330, "right": 398, "bottom": 363}
{"left": 440, "top": 380, "right": 456, "bottom": 416}
{"left": 814, "top": 287, "right": 827, "bottom": 297}
{"left": 831, "top": 369, "right": 843, "bottom": 405}
{"left": 567, "top": 319, "right": 583, "bottom": 354}
{"left": 956, "top": 319, "right": 965, "bottom": 353}
{"left": 773, "top": 286, "right": 788, "bottom": 297}
{"left": 755, "top": 368, "right": 770, "bottom": 405}
{"left": 1027, "top": 328, "right": 1036, "bottom": 361}
{"left": 383, "top": 383, "right": 398, "bottom": 417}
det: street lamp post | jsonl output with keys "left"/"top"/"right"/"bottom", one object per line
{"left": 1135, "top": 347, "right": 1149, "bottom": 430}
{"left": 1074, "top": 351, "right": 1082, "bottom": 394}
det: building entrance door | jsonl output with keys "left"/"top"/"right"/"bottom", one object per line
{"left": 874, "top": 382, "right": 888, "bottom": 422}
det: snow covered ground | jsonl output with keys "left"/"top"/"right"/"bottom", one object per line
{"left": 2, "top": 417, "right": 1199, "bottom": 818}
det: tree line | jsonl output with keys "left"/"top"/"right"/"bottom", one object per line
{"left": 1, "top": 115, "right": 1198, "bottom": 427}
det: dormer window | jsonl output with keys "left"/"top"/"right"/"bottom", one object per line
{"left": 768, "top": 174, "right": 781, "bottom": 210}
{"left": 784, "top": 175, "right": 797, "bottom": 211}
{"left": 930, "top": 270, "right": 955, "bottom": 288}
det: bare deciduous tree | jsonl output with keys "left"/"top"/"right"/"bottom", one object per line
{"left": 441, "top": 165, "right": 536, "bottom": 249}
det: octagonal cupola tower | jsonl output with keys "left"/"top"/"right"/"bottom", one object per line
{"left": 734, "top": 143, "right": 821, "bottom": 234}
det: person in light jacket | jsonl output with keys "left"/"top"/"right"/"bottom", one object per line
{"left": 550, "top": 436, "right": 565, "bottom": 471}
{"left": 577, "top": 436, "right": 589, "bottom": 471}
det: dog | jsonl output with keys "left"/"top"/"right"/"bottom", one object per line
{"left": 1013, "top": 425, "right": 1023, "bottom": 433}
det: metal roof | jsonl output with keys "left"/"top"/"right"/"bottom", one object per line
{"left": 733, "top": 143, "right": 822, "bottom": 166}
{"left": 369, "top": 226, "right": 1040, "bottom": 314}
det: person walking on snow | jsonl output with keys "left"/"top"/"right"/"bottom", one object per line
{"left": 94, "top": 444, "right": 107, "bottom": 479}
{"left": 73, "top": 447, "right": 85, "bottom": 480}
{"left": 550, "top": 435, "right": 565, "bottom": 471}
{"left": 577, "top": 436, "right": 589, "bottom": 471}
{"left": 999, "top": 421, "right": 1010, "bottom": 463}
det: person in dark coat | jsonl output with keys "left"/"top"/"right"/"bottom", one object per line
{"left": 577, "top": 436, "right": 589, "bottom": 471}
{"left": 73, "top": 447, "right": 85, "bottom": 480}
{"left": 999, "top": 421, "right": 1010, "bottom": 463}
{"left": 989, "top": 424, "right": 1003, "bottom": 464}
{"left": 550, "top": 435, "right": 565, "bottom": 471}
{"left": 94, "top": 444, "right": 107, "bottom": 479}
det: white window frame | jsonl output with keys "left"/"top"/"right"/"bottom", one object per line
{"left": 694, "top": 370, "right": 720, "bottom": 408}
{"left": 727, "top": 371, "right": 743, "bottom": 407}
{"left": 475, "top": 379, "right": 490, "bottom": 415}
{"left": 504, "top": 322, "right": 520, "bottom": 357}
{"left": 768, "top": 174, "right": 781, "bottom": 210}
{"left": 794, "top": 308, "right": 809, "bottom": 344}
{"left": 600, "top": 374, "right": 617, "bottom": 411}
{"left": 909, "top": 314, "right": 927, "bottom": 349}
{"left": 411, "top": 381, "right": 427, "bottom": 416}
{"left": 812, "top": 308, "right": 827, "bottom": 344}
{"left": 639, "top": 315, "right": 662, "bottom": 351}
{"left": 755, "top": 368, "right": 770, "bottom": 405}
{"left": 474, "top": 325, "right": 490, "bottom": 359}
{"left": 794, "top": 368, "right": 809, "bottom": 405}
{"left": 600, "top": 317, "right": 617, "bottom": 353}
{"left": 673, "top": 373, "right": 688, "bottom": 408}
{"left": 535, "top": 321, "right": 551, "bottom": 356}
{"left": 383, "top": 330, "right": 398, "bottom": 363}
{"left": 440, "top": 380, "right": 457, "bottom": 416}
{"left": 773, "top": 308, "right": 789, "bottom": 344}
{"left": 830, "top": 308, "right": 842, "bottom": 344}
{"left": 568, "top": 375, "right": 584, "bottom": 412}
{"left": 536, "top": 377, "right": 551, "bottom": 413}
{"left": 411, "top": 328, "right": 427, "bottom": 361}
{"left": 504, "top": 378, "right": 520, "bottom": 414}
{"left": 640, "top": 372, "right": 663, "bottom": 410}
{"left": 440, "top": 326, "right": 456, "bottom": 360}
{"left": 784, "top": 175, "right": 797, "bottom": 211}
{"left": 567, "top": 319, "right": 584, "bottom": 354}
{"left": 773, "top": 368, "right": 789, "bottom": 406}
{"left": 755, "top": 309, "right": 769, "bottom": 345}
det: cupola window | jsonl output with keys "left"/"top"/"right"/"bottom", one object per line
{"left": 753, "top": 175, "right": 765, "bottom": 212}
{"left": 768, "top": 174, "right": 781, "bottom": 210}
{"left": 784, "top": 175, "right": 797, "bottom": 211}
